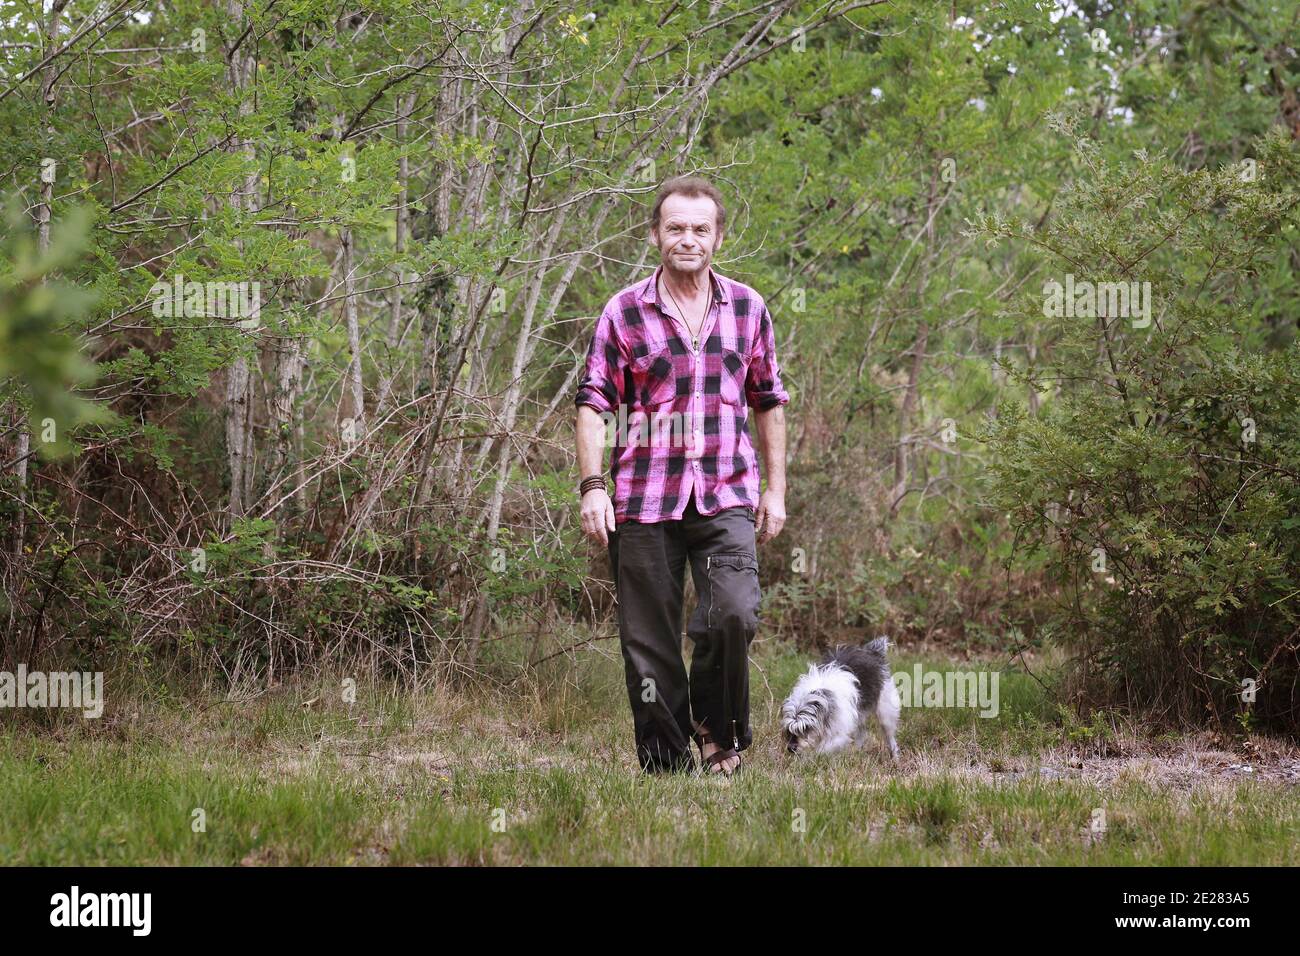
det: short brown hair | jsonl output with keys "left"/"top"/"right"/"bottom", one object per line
{"left": 650, "top": 175, "right": 726, "bottom": 235}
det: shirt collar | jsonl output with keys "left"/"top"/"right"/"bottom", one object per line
{"left": 640, "top": 262, "right": 729, "bottom": 306}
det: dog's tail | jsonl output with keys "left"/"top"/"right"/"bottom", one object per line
{"left": 865, "top": 635, "right": 890, "bottom": 656}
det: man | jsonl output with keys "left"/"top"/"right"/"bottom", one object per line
{"left": 574, "top": 175, "right": 790, "bottom": 776}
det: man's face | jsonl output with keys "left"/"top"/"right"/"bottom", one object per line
{"left": 652, "top": 193, "right": 722, "bottom": 276}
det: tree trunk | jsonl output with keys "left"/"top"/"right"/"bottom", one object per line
{"left": 224, "top": 0, "right": 259, "bottom": 522}
{"left": 891, "top": 320, "right": 928, "bottom": 514}
{"left": 375, "top": 92, "right": 416, "bottom": 417}
{"left": 341, "top": 226, "right": 365, "bottom": 436}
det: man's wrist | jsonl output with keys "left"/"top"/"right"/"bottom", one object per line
{"left": 579, "top": 474, "right": 608, "bottom": 497}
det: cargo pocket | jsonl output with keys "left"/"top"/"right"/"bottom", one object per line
{"left": 706, "top": 551, "right": 760, "bottom": 632}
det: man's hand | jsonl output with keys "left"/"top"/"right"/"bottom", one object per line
{"left": 581, "top": 487, "right": 617, "bottom": 546}
{"left": 755, "top": 488, "right": 786, "bottom": 545}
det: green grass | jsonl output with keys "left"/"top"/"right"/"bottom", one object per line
{"left": 0, "top": 642, "right": 1295, "bottom": 865}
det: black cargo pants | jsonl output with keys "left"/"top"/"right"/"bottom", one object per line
{"left": 607, "top": 488, "right": 761, "bottom": 773}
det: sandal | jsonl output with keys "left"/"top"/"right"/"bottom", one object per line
{"left": 695, "top": 728, "right": 742, "bottom": 777}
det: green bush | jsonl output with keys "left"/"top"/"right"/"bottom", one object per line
{"left": 978, "top": 119, "right": 1300, "bottom": 732}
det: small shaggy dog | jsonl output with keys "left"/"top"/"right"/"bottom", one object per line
{"left": 781, "top": 637, "right": 901, "bottom": 758}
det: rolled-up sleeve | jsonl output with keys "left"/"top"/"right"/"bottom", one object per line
{"left": 746, "top": 300, "right": 790, "bottom": 411}
{"left": 575, "top": 303, "right": 625, "bottom": 415}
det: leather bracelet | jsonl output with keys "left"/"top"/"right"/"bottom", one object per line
{"left": 579, "top": 475, "right": 607, "bottom": 496}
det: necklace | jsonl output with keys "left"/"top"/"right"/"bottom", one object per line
{"left": 662, "top": 273, "right": 709, "bottom": 353}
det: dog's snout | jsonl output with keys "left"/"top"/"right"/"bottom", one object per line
{"left": 786, "top": 738, "right": 799, "bottom": 754}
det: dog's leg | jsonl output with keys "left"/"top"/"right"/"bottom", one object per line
{"left": 851, "top": 713, "right": 873, "bottom": 750}
{"left": 820, "top": 732, "right": 854, "bottom": 754}
{"left": 875, "top": 678, "right": 902, "bottom": 761}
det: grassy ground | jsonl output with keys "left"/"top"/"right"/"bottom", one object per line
{"left": 1, "top": 638, "right": 1296, "bottom": 865}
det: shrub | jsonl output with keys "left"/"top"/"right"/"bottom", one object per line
{"left": 977, "top": 118, "right": 1300, "bottom": 732}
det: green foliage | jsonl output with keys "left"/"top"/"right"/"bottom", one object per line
{"left": 0, "top": 200, "right": 111, "bottom": 456}
{"left": 979, "top": 121, "right": 1300, "bottom": 731}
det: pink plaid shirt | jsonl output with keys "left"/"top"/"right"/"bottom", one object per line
{"left": 576, "top": 264, "right": 791, "bottom": 523}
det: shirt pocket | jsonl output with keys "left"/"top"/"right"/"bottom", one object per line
{"left": 631, "top": 347, "right": 677, "bottom": 409}
{"left": 720, "top": 348, "right": 748, "bottom": 407}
